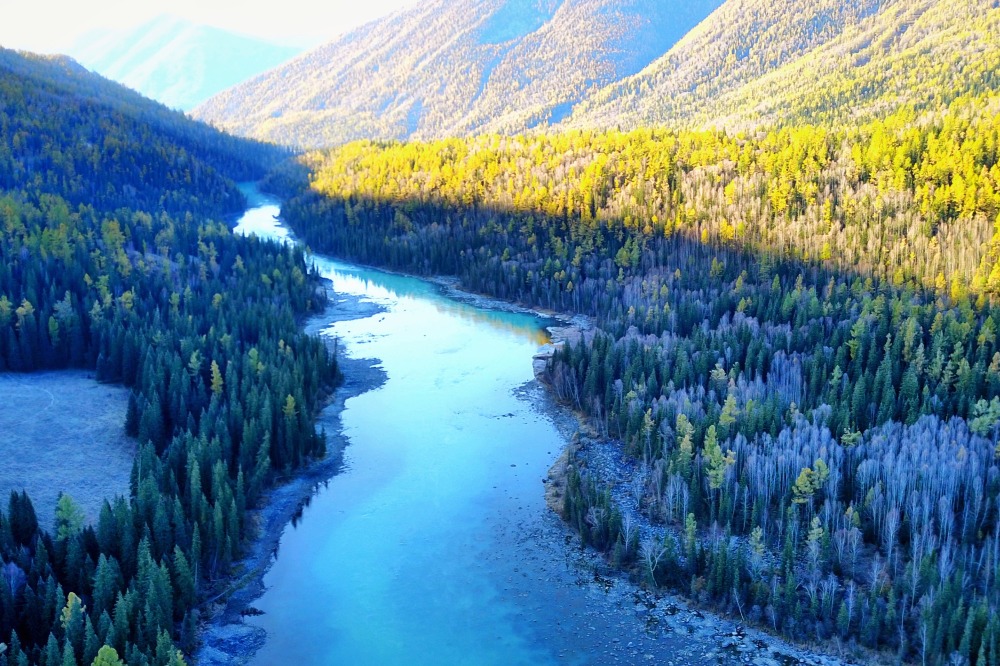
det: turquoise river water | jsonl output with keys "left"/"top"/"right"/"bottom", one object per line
{"left": 231, "top": 193, "right": 716, "bottom": 666}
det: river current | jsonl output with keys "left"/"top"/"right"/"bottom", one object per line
{"left": 231, "top": 191, "right": 753, "bottom": 666}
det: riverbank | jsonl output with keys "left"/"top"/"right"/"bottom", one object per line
{"left": 196, "top": 290, "right": 388, "bottom": 665}
{"left": 210, "top": 190, "right": 859, "bottom": 664}
{"left": 424, "top": 274, "right": 593, "bottom": 381}
{"left": 527, "top": 380, "right": 861, "bottom": 666}
{"left": 427, "top": 273, "right": 864, "bottom": 663}
{"left": 196, "top": 270, "right": 856, "bottom": 665}
{"left": 312, "top": 260, "right": 860, "bottom": 665}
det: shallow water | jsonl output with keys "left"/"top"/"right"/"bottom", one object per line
{"left": 237, "top": 193, "right": 598, "bottom": 665}
{"left": 234, "top": 192, "right": 725, "bottom": 666}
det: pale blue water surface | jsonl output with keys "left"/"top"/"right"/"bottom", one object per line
{"left": 233, "top": 193, "right": 659, "bottom": 666}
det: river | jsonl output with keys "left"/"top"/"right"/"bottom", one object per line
{"left": 226, "top": 191, "right": 829, "bottom": 666}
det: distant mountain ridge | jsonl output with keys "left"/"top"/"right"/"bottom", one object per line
{"left": 69, "top": 15, "right": 301, "bottom": 111}
{"left": 193, "top": 0, "right": 723, "bottom": 148}
{"left": 196, "top": 0, "right": 999, "bottom": 147}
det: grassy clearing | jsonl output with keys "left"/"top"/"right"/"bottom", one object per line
{"left": 0, "top": 371, "right": 134, "bottom": 530}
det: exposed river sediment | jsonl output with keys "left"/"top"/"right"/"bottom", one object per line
{"left": 198, "top": 190, "right": 849, "bottom": 666}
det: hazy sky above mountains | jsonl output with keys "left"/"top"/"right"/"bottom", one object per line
{"left": 0, "top": 0, "right": 419, "bottom": 52}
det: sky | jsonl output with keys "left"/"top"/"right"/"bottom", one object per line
{"left": 0, "top": 0, "right": 420, "bottom": 53}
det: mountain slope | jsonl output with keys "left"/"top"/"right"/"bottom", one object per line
{"left": 193, "top": 0, "right": 722, "bottom": 148}
{"left": 569, "top": 0, "right": 1000, "bottom": 130}
{"left": 69, "top": 15, "right": 301, "bottom": 111}
{"left": 0, "top": 47, "right": 284, "bottom": 215}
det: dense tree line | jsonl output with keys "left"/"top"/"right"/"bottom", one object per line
{"left": 290, "top": 96, "right": 1000, "bottom": 297}
{"left": 0, "top": 50, "right": 336, "bottom": 665}
{"left": 0, "top": 48, "right": 288, "bottom": 217}
{"left": 279, "top": 97, "right": 1000, "bottom": 663}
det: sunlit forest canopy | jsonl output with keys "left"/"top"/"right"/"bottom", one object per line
{"left": 569, "top": 0, "right": 1000, "bottom": 132}
{"left": 297, "top": 97, "right": 1000, "bottom": 296}
{"left": 274, "top": 91, "right": 1000, "bottom": 663}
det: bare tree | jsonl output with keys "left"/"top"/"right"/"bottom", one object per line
{"left": 882, "top": 507, "right": 900, "bottom": 573}
{"left": 847, "top": 526, "right": 862, "bottom": 578}
{"left": 631, "top": 463, "right": 648, "bottom": 506}
{"left": 869, "top": 553, "right": 884, "bottom": 591}
{"left": 938, "top": 539, "right": 955, "bottom": 582}
{"left": 733, "top": 585, "right": 746, "bottom": 623}
{"left": 920, "top": 616, "right": 930, "bottom": 666}
{"left": 586, "top": 505, "right": 607, "bottom": 543}
{"left": 621, "top": 512, "right": 637, "bottom": 556}
{"left": 845, "top": 581, "right": 857, "bottom": 628}
{"left": 833, "top": 527, "right": 849, "bottom": 571}
{"left": 1, "top": 562, "right": 25, "bottom": 597}
{"left": 820, "top": 574, "right": 839, "bottom": 618}
{"left": 640, "top": 536, "right": 668, "bottom": 587}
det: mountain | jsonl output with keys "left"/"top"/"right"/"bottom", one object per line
{"left": 193, "top": 0, "right": 723, "bottom": 148}
{"left": 568, "top": 0, "right": 1000, "bottom": 130}
{"left": 0, "top": 46, "right": 285, "bottom": 215}
{"left": 69, "top": 15, "right": 301, "bottom": 111}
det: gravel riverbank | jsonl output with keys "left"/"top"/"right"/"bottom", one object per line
{"left": 528, "top": 382, "right": 865, "bottom": 666}
{"left": 195, "top": 270, "right": 861, "bottom": 666}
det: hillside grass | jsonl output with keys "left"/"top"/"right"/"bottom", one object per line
{"left": 0, "top": 371, "right": 133, "bottom": 530}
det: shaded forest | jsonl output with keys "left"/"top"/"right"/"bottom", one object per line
{"left": 278, "top": 95, "right": 1000, "bottom": 663}
{"left": 0, "top": 50, "right": 336, "bottom": 665}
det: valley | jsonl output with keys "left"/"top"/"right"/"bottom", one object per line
{"left": 200, "top": 194, "right": 850, "bottom": 666}
{"left": 1, "top": 0, "right": 999, "bottom": 664}
{"left": 269, "top": 88, "right": 1000, "bottom": 664}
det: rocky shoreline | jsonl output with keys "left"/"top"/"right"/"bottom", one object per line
{"left": 194, "top": 267, "right": 863, "bottom": 666}
{"left": 529, "top": 380, "right": 860, "bottom": 666}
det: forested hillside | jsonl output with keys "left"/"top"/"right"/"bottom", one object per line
{"left": 0, "top": 49, "right": 336, "bottom": 665}
{"left": 0, "top": 48, "right": 287, "bottom": 208}
{"left": 569, "top": 0, "right": 999, "bottom": 131}
{"left": 277, "top": 90, "right": 1000, "bottom": 663}
{"left": 195, "top": 0, "right": 999, "bottom": 148}
{"left": 193, "top": 0, "right": 721, "bottom": 148}
{"left": 69, "top": 16, "right": 301, "bottom": 111}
